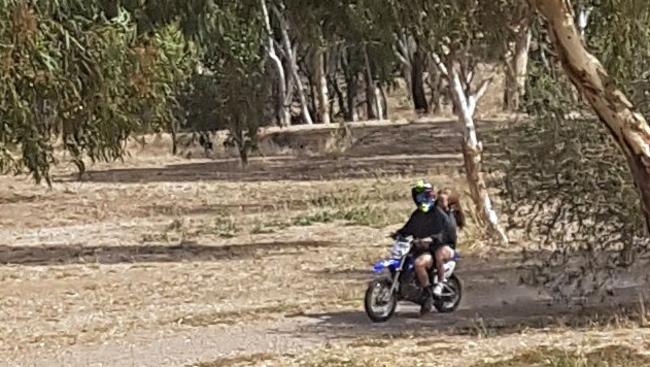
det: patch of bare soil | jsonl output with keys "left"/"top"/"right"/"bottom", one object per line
{"left": 1, "top": 123, "right": 648, "bottom": 367}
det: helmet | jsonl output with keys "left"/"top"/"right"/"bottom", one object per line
{"left": 411, "top": 179, "right": 434, "bottom": 212}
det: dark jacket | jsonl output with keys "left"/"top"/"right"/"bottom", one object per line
{"left": 396, "top": 206, "right": 457, "bottom": 248}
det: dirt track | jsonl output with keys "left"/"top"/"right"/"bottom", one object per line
{"left": 2, "top": 120, "right": 649, "bottom": 366}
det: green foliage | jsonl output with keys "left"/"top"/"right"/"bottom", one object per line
{"left": 0, "top": 1, "right": 194, "bottom": 182}
{"left": 587, "top": 0, "right": 650, "bottom": 114}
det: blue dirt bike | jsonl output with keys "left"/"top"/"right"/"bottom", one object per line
{"left": 364, "top": 236, "right": 462, "bottom": 322}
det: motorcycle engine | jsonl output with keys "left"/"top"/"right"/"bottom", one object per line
{"left": 398, "top": 271, "right": 422, "bottom": 302}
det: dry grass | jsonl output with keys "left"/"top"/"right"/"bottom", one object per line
{"left": 473, "top": 345, "right": 650, "bottom": 367}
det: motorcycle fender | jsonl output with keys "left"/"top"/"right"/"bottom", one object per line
{"left": 372, "top": 259, "right": 400, "bottom": 273}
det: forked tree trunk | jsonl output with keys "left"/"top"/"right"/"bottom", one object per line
{"left": 272, "top": 4, "right": 313, "bottom": 125}
{"left": 314, "top": 46, "right": 330, "bottom": 124}
{"left": 433, "top": 54, "right": 509, "bottom": 243}
{"left": 533, "top": 0, "right": 650, "bottom": 231}
{"left": 261, "top": 0, "right": 289, "bottom": 127}
{"left": 504, "top": 24, "right": 531, "bottom": 111}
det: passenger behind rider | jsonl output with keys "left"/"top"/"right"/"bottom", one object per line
{"left": 430, "top": 188, "right": 464, "bottom": 298}
{"left": 393, "top": 180, "right": 455, "bottom": 314}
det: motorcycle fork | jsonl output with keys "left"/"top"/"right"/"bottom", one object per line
{"left": 389, "top": 256, "right": 407, "bottom": 295}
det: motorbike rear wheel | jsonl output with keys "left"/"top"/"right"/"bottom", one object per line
{"left": 364, "top": 278, "right": 397, "bottom": 322}
{"left": 434, "top": 274, "right": 462, "bottom": 313}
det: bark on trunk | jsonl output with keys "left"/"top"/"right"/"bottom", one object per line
{"left": 412, "top": 43, "right": 429, "bottom": 113}
{"left": 504, "top": 26, "right": 531, "bottom": 111}
{"left": 273, "top": 4, "right": 313, "bottom": 125}
{"left": 533, "top": 0, "right": 650, "bottom": 231}
{"left": 261, "top": 0, "right": 289, "bottom": 127}
{"left": 314, "top": 46, "right": 330, "bottom": 124}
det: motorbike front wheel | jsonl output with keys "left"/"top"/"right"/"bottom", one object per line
{"left": 364, "top": 278, "right": 397, "bottom": 322}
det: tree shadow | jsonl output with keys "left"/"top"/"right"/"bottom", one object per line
{"left": 0, "top": 240, "right": 335, "bottom": 267}
{"left": 65, "top": 155, "right": 463, "bottom": 184}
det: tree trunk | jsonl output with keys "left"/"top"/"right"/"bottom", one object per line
{"left": 363, "top": 44, "right": 378, "bottom": 120}
{"left": 261, "top": 0, "right": 289, "bottom": 127}
{"left": 533, "top": 0, "right": 650, "bottom": 231}
{"left": 170, "top": 120, "right": 178, "bottom": 155}
{"left": 435, "top": 54, "right": 509, "bottom": 243}
{"left": 379, "top": 83, "right": 388, "bottom": 119}
{"left": 412, "top": 41, "right": 429, "bottom": 113}
{"left": 330, "top": 74, "right": 347, "bottom": 120}
{"left": 314, "top": 46, "right": 330, "bottom": 124}
{"left": 576, "top": 2, "right": 592, "bottom": 39}
{"left": 504, "top": 25, "right": 531, "bottom": 111}
{"left": 395, "top": 31, "right": 414, "bottom": 101}
{"left": 273, "top": 4, "right": 313, "bottom": 125}
{"left": 427, "top": 59, "right": 443, "bottom": 114}
{"left": 374, "top": 84, "right": 384, "bottom": 120}
{"left": 305, "top": 60, "right": 318, "bottom": 119}
{"left": 342, "top": 51, "right": 359, "bottom": 122}
{"left": 346, "top": 75, "right": 359, "bottom": 122}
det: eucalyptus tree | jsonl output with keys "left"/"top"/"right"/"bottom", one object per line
{"left": 531, "top": 0, "right": 650, "bottom": 230}
{"left": 0, "top": 0, "right": 194, "bottom": 182}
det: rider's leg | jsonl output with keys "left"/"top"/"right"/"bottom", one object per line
{"left": 433, "top": 245, "right": 454, "bottom": 296}
{"left": 415, "top": 253, "right": 434, "bottom": 315}
{"left": 414, "top": 253, "right": 434, "bottom": 288}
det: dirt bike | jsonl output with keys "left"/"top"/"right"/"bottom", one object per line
{"left": 364, "top": 235, "right": 462, "bottom": 322}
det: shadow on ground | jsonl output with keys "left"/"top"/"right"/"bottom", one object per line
{"left": 286, "top": 287, "right": 645, "bottom": 342}
{"left": 0, "top": 240, "right": 335, "bottom": 266}
{"left": 66, "top": 155, "right": 463, "bottom": 184}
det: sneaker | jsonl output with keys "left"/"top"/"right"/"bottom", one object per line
{"left": 433, "top": 281, "right": 446, "bottom": 297}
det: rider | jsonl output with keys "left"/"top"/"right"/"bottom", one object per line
{"left": 395, "top": 179, "right": 454, "bottom": 314}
